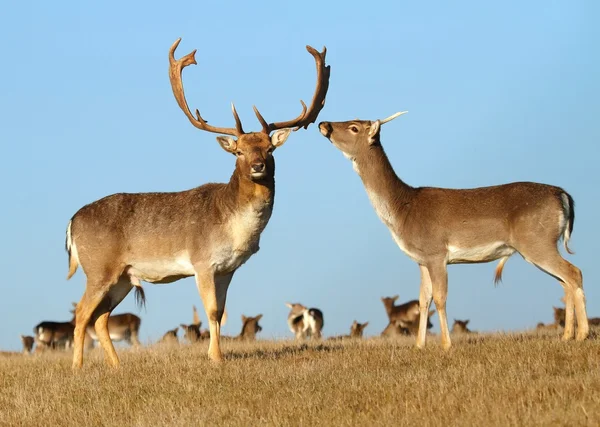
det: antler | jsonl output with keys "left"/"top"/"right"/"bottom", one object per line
{"left": 169, "top": 38, "right": 244, "bottom": 137}
{"left": 253, "top": 45, "right": 331, "bottom": 134}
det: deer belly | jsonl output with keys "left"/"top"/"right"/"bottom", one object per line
{"left": 211, "top": 245, "right": 258, "bottom": 274}
{"left": 447, "top": 242, "right": 515, "bottom": 264}
{"left": 87, "top": 329, "right": 127, "bottom": 342}
{"left": 128, "top": 256, "right": 195, "bottom": 283}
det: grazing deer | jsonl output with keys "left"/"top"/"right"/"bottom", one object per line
{"left": 319, "top": 114, "right": 588, "bottom": 350}
{"left": 381, "top": 321, "right": 409, "bottom": 337}
{"left": 20, "top": 335, "right": 35, "bottom": 354}
{"left": 286, "top": 303, "right": 324, "bottom": 339}
{"left": 451, "top": 319, "right": 475, "bottom": 334}
{"left": 381, "top": 296, "right": 436, "bottom": 333}
{"left": 65, "top": 38, "right": 330, "bottom": 369}
{"left": 160, "top": 327, "right": 179, "bottom": 344}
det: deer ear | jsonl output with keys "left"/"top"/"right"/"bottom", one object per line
{"left": 465, "top": 320, "right": 470, "bottom": 325}
{"left": 216, "top": 136, "right": 238, "bottom": 154}
{"left": 285, "top": 302, "right": 293, "bottom": 309}
{"left": 241, "top": 315, "right": 247, "bottom": 322}
{"left": 271, "top": 128, "right": 292, "bottom": 148}
{"left": 362, "top": 322, "right": 369, "bottom": 328}
{"left": 255, "top": 314, "right": 263, "bottom": 321}
{"left": 368, "top": 120, "right": 381, "bottom": 145}
{"left": 392, "top": 295, "right": 399, "bottom": 302}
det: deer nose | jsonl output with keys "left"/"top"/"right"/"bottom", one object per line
{"left": 319, "top": 122, "right": 332, "bottom": 137}
{"left": 252, "top": 163, "right": 265, "bottom": 173}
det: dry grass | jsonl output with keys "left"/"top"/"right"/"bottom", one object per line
{"left": 1, "top": 331, "right": 599, "bottom": 427}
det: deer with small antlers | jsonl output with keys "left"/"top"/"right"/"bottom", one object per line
{"left": 65, "top": 38, "right": 330, "bottom": 369}
{"left": 319, "top": 113, "right": 588, "bottom": 350}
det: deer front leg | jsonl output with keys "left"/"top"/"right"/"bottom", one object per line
{"left": 195, "top": 269, "right": 233, "bottom": 362}
{"left": 428, "top": 262, "right": 451, "bottom": 350}
{"left": 416, "top": 265, "right": 433, "bottom": 349}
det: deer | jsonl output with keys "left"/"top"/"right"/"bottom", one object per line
{"left": 381, "top": 296, "right": 436, "bottom": 334}
{"left": 160, "top": 327, "right": 179, "bottom": 344}
{"left": 180, "top": 305, "right": 204, "bottom": 344}
{"left": 20, "top": 335, "right": 35, "bottom": 354}
{"left": 70, "top": 303, "right": 142, "bottom": 347}
{"left": 222, "top": 314, "right": 264, "bottom": 341}
{"left": 318, "top": 113, "right": 588, "bottom": 350}
{"left": 65, "top": 38, "right": 330, "bottom": 369}
{"left": 34, "top": 307, "right": 78, "bottom": 350}
{"left": 451, "top": 319, "right": 475, "bottom": 334}
{"left": 286, "top": 303, "right": 324, "bottom": 339}
{"left": 329, "top": 320, "right": 369, "bottom": 340}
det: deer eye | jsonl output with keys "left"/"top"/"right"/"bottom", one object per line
{"left": 349, "top": 126, "right": 359, "bottom": 133}
{"left": 236, "top": 151, "right": 243, "bottom": 156}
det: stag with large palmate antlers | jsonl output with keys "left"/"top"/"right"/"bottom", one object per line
{"left": 319, "top": 113, "right": 588, "bottom": 350}
{"left": 65, "top": 38, "right": 330, "bottom": 369}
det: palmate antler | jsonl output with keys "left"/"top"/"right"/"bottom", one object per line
{"left": 168, "top": 38, "right": 330, "bottom": 136}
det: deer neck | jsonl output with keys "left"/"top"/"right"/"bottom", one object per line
{"left": 351, "top": 144, "right": 414, "bottom": 224}
{"left": 226, "top": 166, "right": 275, "bottom": 212}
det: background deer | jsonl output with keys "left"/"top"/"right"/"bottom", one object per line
{"left": 381, "top": 296, "right": 436, "bottom": 334}
{"left": 180, "top": 306, "right": 204, "bottom": 343}
{"left": 33, "top": 307, "right": 78, "bottom": 350}
{"left": 330, "top": 320, "right": 369, "bottom": 340}
{"left": 71, "top": 303, "right": 142, "bottom": 347}
{"left": 319, "top": 114, "right": 588, "bottom": 350}
{"left": 65, "top": 38, "right": 329, "bottom": 368}
{"left": 286, "top": 303, "right": 324, "bottom": 339}
{"left": 20, "top": 335, "right": 35, "bottom": 354}
{"left": 451, "top": 319, "right": 474, "bottom": 334}
{"left": 160, "top": 327, "right": 179, "bottom": 344}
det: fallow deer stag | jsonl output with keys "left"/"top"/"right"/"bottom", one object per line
{"left": 66, "top": 38, "right": 330, "bottom": 369}
{"left": 319, "top": 114, "right": 588, "bottom": 350}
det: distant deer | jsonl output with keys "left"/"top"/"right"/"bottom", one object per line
{"left": 381, "top": 321, "right": 409, "bottom": 338}
{"left": 238, "top": 314, "right": 263, "bottom": 341}
{"left": 451, "top": 319, "right": 475, "bottom": 334}
{"left": 319, "top": 114, "right": 588, "bottom": 349}
{"left": 330, "top": 320, "right": 369, "bottom": 340}
{"left": 381, "top": 296, "right": 436, "bottom": 333}
{"left": 34, "top": 307, "right": 78, "bottom": 350}
{"left": 70, "top": 303, "right": 141, "bottom": 347}
{"left": 554, "top": 304, "right": 600, "bottom": 328}
{"left": 65, "top": 38, "right": 330, "bottom": 369}
{"left": 286, "top": 303, "right": 324, "bottom": 339}
{"left": 160, "top": 327, "right": 179, "bottom": 344}
{"left": 180, "top": 306, "right": 204, "bottom": 344}
{"left": 20, "top": 335, "right": 35, "bottom": 354}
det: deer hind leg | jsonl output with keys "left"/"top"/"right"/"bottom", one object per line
{"left": 518, "top": 244, "right": 588, "bottom": 341}
{"left": 430, "top": 264, "right": 451, "bottom": 350}
{"left": 416, "top": 265, "right": 434, "bottom": 349}
{"left": 195, "top": 269, "right": 233, "bottom": 362}
{"left": 73, "top": 282, "right": 111, "bottom": 370}
{"left": 93, "top": 277, "right": 133, "bottom": 368}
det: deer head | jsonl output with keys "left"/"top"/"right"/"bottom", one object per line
{"left": 319, "top": 112, "right": 407, "bottom": 158}
{"left": 169, "top": 38, "right": 330, "bottom": 182}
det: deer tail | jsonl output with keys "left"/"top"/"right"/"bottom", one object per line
{"left": 65, "top": 220, "right": 79, "bottom": 280}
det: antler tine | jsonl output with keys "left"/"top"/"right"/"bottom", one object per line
{"left": 168, "top": 38, "right": 242, "bottom": 137}
{"left": 256, "top": 45, "right": 330, "bottom": 134}
{"left": 231, "top": 103, "right": 245, "bottom": 135}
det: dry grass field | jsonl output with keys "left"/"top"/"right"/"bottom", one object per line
{"left": 1, "top": 330, "right": 599, "bottom": 427}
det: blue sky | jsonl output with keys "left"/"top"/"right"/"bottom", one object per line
{"left": 1, "top": 2, "right": 598, "bottom": 350}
